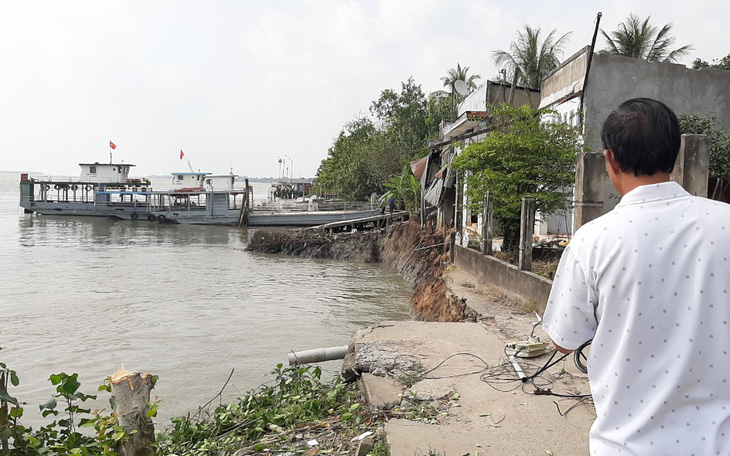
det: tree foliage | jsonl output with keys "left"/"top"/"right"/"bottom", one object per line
{"left": 678, "top": 112, "right": 730, "bottom": 182}
{"left": 492, "top": 25, "right": 572, "bottom": 90}
{"left": 314, "top": 77, "right": 445, "bottom": 200}
{"left": 379, "top": 165, "right": 420, "bottom": 213}
{"left": 600, "top": 13, "right": 692, "bottom": 63}
{"left": 437, "top": 63, "right": 481, "bottom": 116}
{"left": 692, "top": 53, "right": 730, "bottom": 70}
{"left": 453, "top": 104, "right": 583, "bottom": 251}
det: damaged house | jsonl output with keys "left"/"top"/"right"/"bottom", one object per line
{"left": 425, "top": 47, "right": 730, "bottom": 244}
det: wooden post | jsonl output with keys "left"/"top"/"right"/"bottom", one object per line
{"left": 238, "top": 179, "right": 251, "bottom": 227}
{"left": 110, "top": 365, "right": 156, "bottom": 456}
{"left": 449, "top": 231, "right": 456, "bottom": 263}
{"left": 518, "top": 197, "right": 535, "bottom": 271}
{"left": 455, "top": 173, "right": 463, "bottom": 252}
{"left": 481, "top": 192, "right": 493, "bottom": 255}
{"left": 671, "top": 134, "right": 709, "bottom": 197}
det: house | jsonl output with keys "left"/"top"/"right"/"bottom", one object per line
{"left": 421, "top": 80, "right": 540, "bottom": 235}
{"left": 540, "top": 46, "right": 730, "bottom": 222}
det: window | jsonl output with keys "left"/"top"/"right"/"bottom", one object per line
{"left": 90, "top": 166, "right": 96, "bottom": 174}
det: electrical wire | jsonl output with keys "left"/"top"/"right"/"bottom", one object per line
{"left": 422, "top": 352, "right": 490, "bottom": 379}
{"left": 574, "top": 339, "right": 592, "bottom": 374}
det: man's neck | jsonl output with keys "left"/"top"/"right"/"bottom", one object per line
{"left": 615, "top": 172, "right": 671, "bottom": 196}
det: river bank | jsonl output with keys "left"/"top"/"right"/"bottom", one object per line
{"left": 248, "top": 219, "right": 594, "bottom": 454}
{"left": 248, "top": 219, "right": 476, "bottom": 322}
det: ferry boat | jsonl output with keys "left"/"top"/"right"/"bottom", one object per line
{"left": 19, "top": 163, "right": 380, "bottom": 226}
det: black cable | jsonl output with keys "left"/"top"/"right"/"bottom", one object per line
{"left": 574, "top": 339, "right": 592, "bottom": 374}
{"left": 422, "top": 352, "right": 490, "bottom": 379}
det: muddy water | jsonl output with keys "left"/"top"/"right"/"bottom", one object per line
{"left": 0, "top": 174, "right": 411, "bottom": 425}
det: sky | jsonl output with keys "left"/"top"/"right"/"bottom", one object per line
{"left": 0, "top": 0, "right": 726, "bottom": 178}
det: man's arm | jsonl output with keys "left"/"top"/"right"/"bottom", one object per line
{"left": 551, "top": 341, "right": 574, "bottom": 354}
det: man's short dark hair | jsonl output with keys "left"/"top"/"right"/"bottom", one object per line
{"left": 600, "top": 98, "right": 681, "bottom": 176}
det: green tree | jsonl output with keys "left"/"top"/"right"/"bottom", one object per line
{"left": 453, "top": 104, "right": 583, "bottom": 252}
{"left": 425, "top": 92, "right": 452, "bottom": 140}
{"left": 370, "top": 77, "right": 429, "bottom": 154}
{"left": 600, "top": 13, "right": 693, "bottom": 62}
{"left": 313, "top": 117, "right": 382, "bottom": 200}
{"left": 692, "top": 53, "right": 730, "bottom": 70}
{"left": 678, "top": 113, "right": 730, "bottom": 197}
{"left": 315, "top": 78, "right": 435, "bottom": 200}
{"left": 492, "top": 25, "right": 572, "bottom": 91}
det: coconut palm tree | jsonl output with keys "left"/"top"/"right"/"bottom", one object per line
{"left": 438, "top": 63, "right": 481, "bottom": 119}
{"left": 600, "top": 13, "right": 693, "bottom": 63}
{"left": 492, "top": 25, "right": 572, "bottom": 93}
{"left": 440, "top": 63, "right": 481, "bottom": 96}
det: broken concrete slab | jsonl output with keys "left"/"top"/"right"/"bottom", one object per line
{"left": 354, "top": 319, "right": 593, "bottom": 455}
{"left": 360, "top": 373, "right": 403, "bottom": 412}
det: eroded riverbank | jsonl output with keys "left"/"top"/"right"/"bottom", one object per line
{"left": 247, "top": 219, "right": 477, "bottom": 323}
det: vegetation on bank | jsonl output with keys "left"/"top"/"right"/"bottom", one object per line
{"left": 453, "top": 104, "right": 584, "bottom": 252}
{"left": 1, "top": 346, "right": 387, "bottom": 456}
{"left": 312, "top": 77, "right": 451, "bottom": 201}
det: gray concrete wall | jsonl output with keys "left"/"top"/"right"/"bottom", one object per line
{"left": 584, "top": 53, "right": 730, "bottom": 154}
{"left": 453, "top": 245, "right": 553, "bottom": 312}
{"left": 540, "top": 45, "right": 590, "bottom": 108}
{"left": 459, "top": 80, "right": 539, "bottom": 115}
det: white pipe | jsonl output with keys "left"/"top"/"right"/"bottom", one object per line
{"left": 287, "top": 345, "right": 348, "bottom": 365}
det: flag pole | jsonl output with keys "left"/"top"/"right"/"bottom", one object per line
{"left": 109, "top": 142, "right": 112, "bottom": 164}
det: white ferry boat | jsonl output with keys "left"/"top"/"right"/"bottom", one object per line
{"left": 19, "top": 163, "right": 380, "bottom": 226}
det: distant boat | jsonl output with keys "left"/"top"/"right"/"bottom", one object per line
{"left": 19, "top": 163, "right": 379, "bottom": 226}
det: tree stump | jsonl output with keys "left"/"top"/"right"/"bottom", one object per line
{"left": 109, "top": 365, "right": 156, "bottom": 456}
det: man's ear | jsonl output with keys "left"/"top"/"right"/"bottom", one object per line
{"left": 603, "top": 149, "right": 621, "bottom": 175}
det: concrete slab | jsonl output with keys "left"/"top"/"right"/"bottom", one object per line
{"left": 354, "top": 266, "right": 595, "bottom": 455}
{"left": 360, "top": 373, "right": 403, "bottom": 412}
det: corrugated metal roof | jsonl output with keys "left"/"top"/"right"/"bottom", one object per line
{"left": 410, "top": 156, "right": 428, "bottom": 181}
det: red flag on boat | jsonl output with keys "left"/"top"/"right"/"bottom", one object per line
{"left": 180, "top": 150, "right": 185, "bottom": 160}
{"left": 109, "top": 141, "right": 116, "bottom": 149}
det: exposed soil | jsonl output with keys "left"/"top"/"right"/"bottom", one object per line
{"left": 247, "top": 219, "right": 478, "bottom": 322}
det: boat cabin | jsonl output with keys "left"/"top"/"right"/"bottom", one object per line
{"left": 171, "top": 172, "right": 238, "bottom": 191}
{"left": 204, "top": 174, "right": 237, "bottom": 190}
{"left": 79, "top": 163, "right": 134, "bottom": 183}
{"left": 171, "top": 172, "right": 210, "bottom": 189}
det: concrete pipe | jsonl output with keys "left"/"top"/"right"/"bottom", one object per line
{"left": 287, "top": 345, "right": 348, "bottom": 365}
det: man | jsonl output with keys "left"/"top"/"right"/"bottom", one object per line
{"left": 543, "top": 98, "right": 730, "bottom": 455}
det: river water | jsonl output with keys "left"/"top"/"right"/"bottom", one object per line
{"left": 0, "top": 173, "right": 411, "bottom": 425}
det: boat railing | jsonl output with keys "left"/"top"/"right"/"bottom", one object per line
{"left": 253, "top": 200, "right": 378, "bottom": 213}
{"left": 29, "top": 176, "right": 79, "bottom": 183}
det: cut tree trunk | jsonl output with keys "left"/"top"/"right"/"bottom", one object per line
{"left": 109, "top": 365, "right": 156, "bottom": 456}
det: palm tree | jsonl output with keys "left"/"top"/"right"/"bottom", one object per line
{"left": 492, "top": 25, "right": 572, "bottom": 94}
{"left": 438, "top": 63, "right": 481, "bottom": 119}
{"left": 440, "top": 63, "right": 481, "bottom": 96}
{"left": 600, "top": 13, "right": 693, "bottom": 63}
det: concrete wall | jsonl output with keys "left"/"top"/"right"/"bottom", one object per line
{"left": 453, "top": 245, "right": 553, "bottom": 312}
{"left": 584, "top": 53, "right": 730, "bottom": 153}
{"left": 458, "top": 80, "right": 539, "bottom": 115}
{"left": 540, "top": 46, "right": 590, "bottom": 108}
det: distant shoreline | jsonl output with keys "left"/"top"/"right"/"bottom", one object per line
{"left": 0, "top": 170, "right": 313, "bottom": 183}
